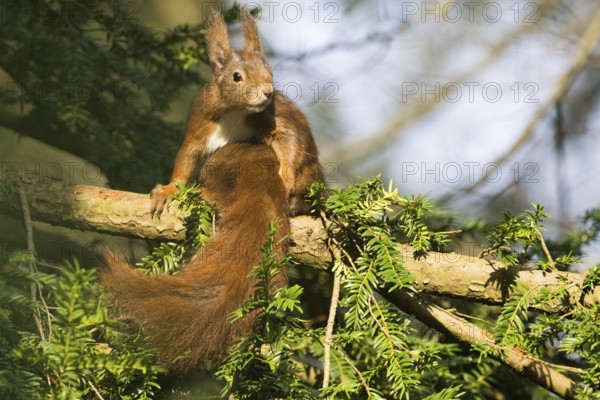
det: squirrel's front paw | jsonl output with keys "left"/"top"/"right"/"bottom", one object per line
{"left": 150, "top": 183, "right": 178, "bottom": 217}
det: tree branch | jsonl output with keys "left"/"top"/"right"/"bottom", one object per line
{"left": 0, "top": 178, "right": 186, "bottom": 241}
{"left": 383, "top": 291, "right": 579, "bottom": 400}
{"left": 1, "top": 177, "right": 597, "bottom": 311}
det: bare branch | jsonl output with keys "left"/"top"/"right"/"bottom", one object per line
{"left": 0, "top": 178, "right": 186, "bottom": 241}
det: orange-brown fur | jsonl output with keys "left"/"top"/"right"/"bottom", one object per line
{"left": 102, "top": 144, "right": 288, "bottom": 372}
{"left": 150, "top": 9, "right": 323, "bottom": 216}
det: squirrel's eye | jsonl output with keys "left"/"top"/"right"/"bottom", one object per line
{"left": 233, "top": 72, "right": 243, "bottom": 82}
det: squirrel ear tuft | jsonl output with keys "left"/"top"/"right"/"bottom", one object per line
{"left": 205, "top": 11, "right": 232, "bottom": 74}
{"left": 242, "top": 9, "right": 261, "bottom": 52}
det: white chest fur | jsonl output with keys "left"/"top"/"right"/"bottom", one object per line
{"left": 205, "top": 110, "right": 253, "bottom": 155}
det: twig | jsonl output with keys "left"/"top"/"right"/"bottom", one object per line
{"left": 486, "top": 340, "right": 584, "bottom": 375}
{"left": 368, "top": 298, "right": 409, "bottom": 352}
{"left": 18, "top": 183, "right": 53, "bottom": 387}
{"left": 535, "top": 228, "right": 555, "bottom": 269}
{"left": 450, "top": 309, "right": 495, "bottom": 328}
{"left": 17, "top": 184, "right": 45, "bottom": 341}
{"left": 322, "top": 271, "right": 341, "bottom": 390}
{"left": 36, "top": 273, "right": 53, "bottom": 340}
{"left": 333, "top": 345, "right": 372, "bottom": 397}
{"left": 35, "top": 261, "right": 62, "bottom": 270}
{"left": 436, "top": 230, "right": 462, "bottom": 236}
{"left": 529, "top": 358, "right": 584, "bottom": 375}
{"left": 87, "top": 379, "right": 106, "bottom": 400}
{"left": 319, "top": 209, "right": 344, "bottom": 390}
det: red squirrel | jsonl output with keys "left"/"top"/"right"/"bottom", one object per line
{"left": 150, "top": 9, "right": 324, "bottom": 216}
{"left": 102, "top": 143, "right": 289, "bottom": 372}
{"left": 101, "top": 11, "right": 324, "bottom": 372}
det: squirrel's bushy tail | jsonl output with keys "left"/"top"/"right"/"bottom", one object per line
{"left": 100, "top": 144, "right": 289, "bottom": 372}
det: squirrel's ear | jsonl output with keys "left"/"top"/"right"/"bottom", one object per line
{"left": 205, "top": 11, "right": 232, "bottom": 74}
{"left": 242, "top": 9, "right": 261, "bottom": 52}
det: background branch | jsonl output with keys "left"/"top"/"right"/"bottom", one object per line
{"left": 440, "top": 2, "right": 600, "bottom": 204}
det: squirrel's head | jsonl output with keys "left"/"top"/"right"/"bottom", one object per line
{"left": 205, "top": 9, "right": 274, "bottom": 114}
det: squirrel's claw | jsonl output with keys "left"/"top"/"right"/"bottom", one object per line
{"left": 150, "top": 183, "right": 177, "bottom": 218}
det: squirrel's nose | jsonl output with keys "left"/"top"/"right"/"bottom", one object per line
{"left": 263, "top": 84, "right": 273, "bottom": 99}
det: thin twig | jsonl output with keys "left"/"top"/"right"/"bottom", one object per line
{"left": 35, "top": 261, "right": 62, "bottom": 270}
{"left": 18, "top": 183, "right": 53, "bottom": 387}
{"left": 333, "top": 346, "right": 371, "bottom": 396}
{"left": 87, "top": 379, "right": 106, "bottom": 400}
{"left": 322, "top": 272, "right": 341, "bottom": 390}
{"left": 36, "top": 273, "right": 53, "bottom": 341}
{"left": 17, "top": 184, "right": 45, "bottom": 341}
{"left": 319, "top": 209, "right": 343, "bottom": 390}
{"left": 368, "top": 298, "right": 409, "bottom": 352}
{"left": 529, "top": 358, "right": 584, "bottom": 375}
{"left": 436, "top": 230, "right": 463, "bottom": 236}
{"left": 450, "top": 309, "right": 495, "bottom": 328}
{"left": 535, "top": 228, "right": 555, "bottom": 269}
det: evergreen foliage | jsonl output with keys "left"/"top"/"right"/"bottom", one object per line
{"left": 0, "top": 255, "right": 162, "bottom": 399}
{"left": 480, "top": 204, "right": 600, "bottom": 398}
{"left": 0, "top": 0, "right": 206, "bottom": 191}
{"left": 136, "top": 184, "right": 215, "bottom": 275}
{"left": 2, "top": 179, "right": 600, "bottom": 398}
